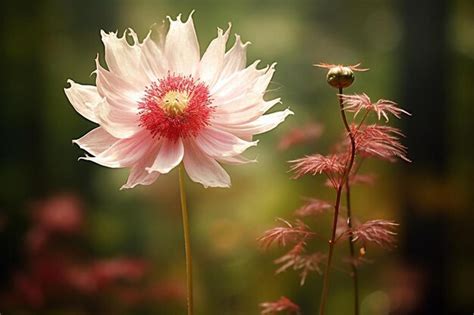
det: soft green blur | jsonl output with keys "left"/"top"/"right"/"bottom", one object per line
{"left": 1, "top": 0, "right": 473, "bottom": 314}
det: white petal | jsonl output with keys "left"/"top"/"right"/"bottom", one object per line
{"left": 95, "top": 59, "right": 143, "bottom": 106}
{"left": 101, "top": 29, "right": 155, "bottom": 87}
{"left": 198, "top": 25, "right": 230, "bottom": 87}
{"left": 121, "top": 166, "right": 160, "bottom": 190}
{"left": 64, "top": 80, "right": 102, "bottom": 123}
{"left": 147, "top": 139, "right": 184, "bottom": 174}
{"left": 73, "top": 127, "right": 118, "bottom": 156}
{"left": 120, "top": 143, "right": 161, "bottom": 190}
{"left": 219, "top": 34, "right": 249, "bottom": 80}
{"left": 210, "top": 61, "right": 267, "bottom": 102}
{"left": 183, "top": 140, "right": 231, "bottom": 188}
{"left": 140, "top": 29, "right": 168, "bottom": 79}
{"left": 94, "top": 98, "right": 141, "bottom": 139}
{"left": 81, "top": 131, "right": 152, "bottom": 168}
{"left": 218, "top": 154, "right": 257, "bottom": 165}
{"left": 194, "top": 127, "right": 257, "bottom": 158}
{"left": 212, "top": 96, "right": 281, "bottom": 125}
{"left": 165, "top": 13, "right": 200, "bottom": 75}
{"left": 212, "top": 108, "right": 294, "bottom": 138}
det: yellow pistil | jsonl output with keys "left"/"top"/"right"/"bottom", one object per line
{"left": 160, "top": 91, "right": 189, "bottom": 115}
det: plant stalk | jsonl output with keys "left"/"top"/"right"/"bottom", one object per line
{"left": 318, "top": 87, "right": 357, "bottom": 315}
{"left": 178, "top": 163, "right": 193, "bottom": 315}
{"left": 345, "top": 178, "right": 359, "bottom": 315}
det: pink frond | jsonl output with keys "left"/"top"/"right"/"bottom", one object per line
{"left": 294, "top": 198, "right": 333, "bottom": 217}
{"left": 340, "top": 94, "right": 410, "bottom": 122}
{"left": 350, "top": 219, "right": 399, "bottom": 249}
{"left": 352, "top": 124, "right": 410, "bottom": 162}
{"left": 278, "top": 123, "right": 324, "bottom": 151}
{"left": 258, "top": 219, "right": 314, "bottom": 250}
{"left": 274, "top": 245, "right": 326, "bottom": 285}
{"left": 290, "top": 153, "right": 347, "bottom": 178}
{"left": 260, "top": 296, "right": 301, "bottom": 315}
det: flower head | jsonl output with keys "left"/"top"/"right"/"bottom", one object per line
{"left": 314, "top": 63, "right": 369, "bottom": 89}
{"left": 65, "top": 12, "right": 292, "bottom": 189}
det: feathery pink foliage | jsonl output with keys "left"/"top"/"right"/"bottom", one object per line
{"left": 290, "top": 153, "right": 348, "bottom": 188}
{"left": 274, "top": 244, "right": 326, "bottom": 285}
{"left": 260, "top": 296, "right": 301, "bottom": 315}
{"left": 352, "top": 124, "right": 410, "bottom": 162}
{"left": 340, "top": 93, "right": 411, "bottom": 122}
{"left": 294, "top": 198, "right": 332, "bottom": 217}
{"left": 349, "top": 219, "right": 398, "bottom": 249}
{"left": 258, "top": 219, "right": 313, "bottom": 250}
{"left": 278, "top": 122, "right": 323, "bottom": 151}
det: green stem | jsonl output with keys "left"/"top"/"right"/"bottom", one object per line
{"left": 179, "top": 164, "right": 193, "bottom": 315}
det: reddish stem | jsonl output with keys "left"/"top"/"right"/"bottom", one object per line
{"left": 318, "top": 88, "right": 358, "bottom": 315}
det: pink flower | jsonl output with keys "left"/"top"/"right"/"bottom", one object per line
{"left": 65, "top": 12, "right": 292, "bottom": 189}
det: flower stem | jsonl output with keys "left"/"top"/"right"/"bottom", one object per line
{"left": 345, "top": 178, "right": 359, "bottom": 315}
{"left": 178, "top": 163, "right": 193, "bottom": 315}
{"left": 318, "top": 184, "right": 343, "bottom": 315}
{"left": 318, "top": 88, "right": 357, "bottom": 315}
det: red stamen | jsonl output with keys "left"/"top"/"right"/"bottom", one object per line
{"left": 138, "top": 74, "right": 213, "bottom": 141}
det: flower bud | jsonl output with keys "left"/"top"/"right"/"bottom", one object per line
{"left": 326, "top": 66, "right": 354, "bottom": 89}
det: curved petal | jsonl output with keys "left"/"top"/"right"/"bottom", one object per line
{"left": 65, "top": 80, "right": 102, "bottom": 123}
{"left": 101, "top": 29, "right": 155, "bottom": 87}
{"left": 194, "top": 127, "right": 257, "bottom": 158}
{"left": 73, "top": 127, "right": 118, "bottom": 156}
{"left": 212, "top": 108, "right": 294, "bottom": 139}
{"left": 218, "top": 154, "right": 257, "bottom": 165}
{"left": 165, "top": 13, "right": 200, "bottom": 76}
{"left": 198, "top": 25, "right": 230, "bottom": 87}
{"left": 183, "top": 140, "right": 231, "bottom": 188}
{"left": 94, "top": 99, "right": 141, "bottom": 139}
{"left": 80, "top": 131, "right": 152, "bottom": 168}
{"left": 120, "top": 141, "right": 161, "bottom": 190}
{"left": 212, "top": 96, "right": 281, "bottom": 125}
{"left": 121, "top": 166, "right": 160, "bottom": 190}
{"left": 140, "top": 29, "right": 168, "bottom": 79}
{"left": 147, "top": 139, "right": 184, "bottom": 174}
{"left": 95, "top": 59, "right": 143, "bottom": 108}
{"left": 210, "top": 61, "right": 276, "bottom": 107}
{"left": 210, "top": 60, "right": 264, "bottom": 100}
{"left": 219, "top": 34, "right": 249, "bottom": 80}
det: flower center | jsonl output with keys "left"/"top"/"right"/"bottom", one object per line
{"left": 160, "top": 90, "right": 189, "bottom": 116}
{"left": 138, "top": 74, "right": 212, "bottom": 141}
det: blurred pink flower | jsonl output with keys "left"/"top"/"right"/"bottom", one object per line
{"left": 277, "top": 122, "right": 323, "bottom": 151}
{"left": 260, "top": 296, "right": 301, "bottom": 314}
{"left": 32, "top": 194, "right": 83, "bottom": 234}
{"left": 65, "top": 12, "right": 292, "bottom": 189}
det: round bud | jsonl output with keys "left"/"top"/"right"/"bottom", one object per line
{"left": 326, "top": 66, "right": 354, "bottom": 89}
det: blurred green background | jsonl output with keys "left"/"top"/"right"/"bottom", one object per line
{"left": 1, "top": 0, "right": 473, "bottom": 314}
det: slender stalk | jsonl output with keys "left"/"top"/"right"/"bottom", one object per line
{"left": 178, "top": 164, "right": 193, "bottom": 315}
{"left": 318, "top": 184, "right": 343, "bottom": 315}
{"left": 345, "top": 179, "right": 359, "bottom": 315}
{"left": 318, "top": 88, "right": 357, "bottom": 315}
{"left": 339, "top": 87, "right": 359, "bottom": 315}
